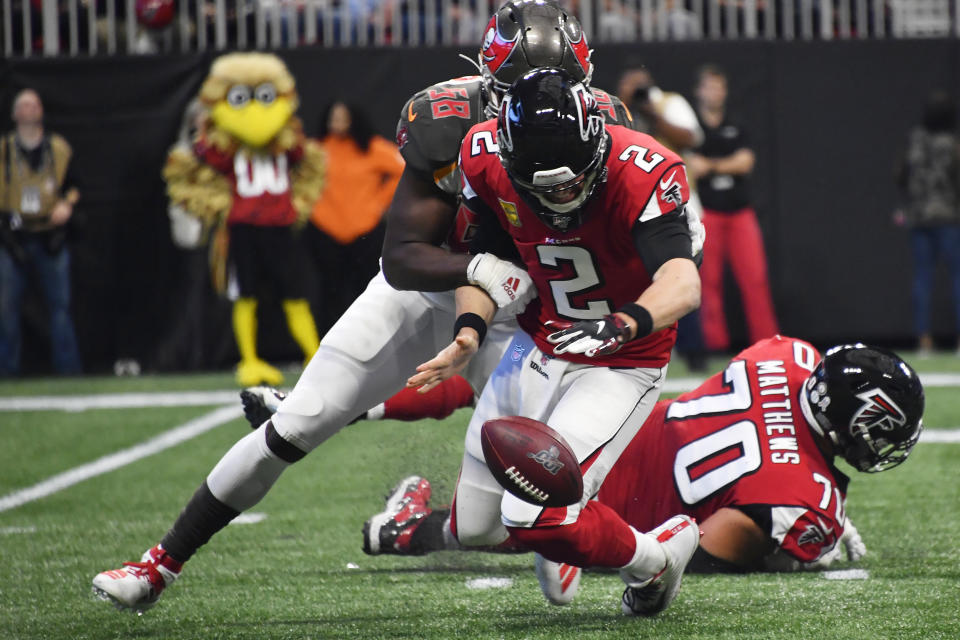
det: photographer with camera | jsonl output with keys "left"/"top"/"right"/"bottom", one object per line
{"left": 0, "top": 89, "right": 82, "bottom": 376}
{"left": 618, "top": 67, "right": 703, "bottom": 152}
{"left": 617, "top": 66, "right": 707, "bottom": 370}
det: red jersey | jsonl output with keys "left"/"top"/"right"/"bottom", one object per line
{"left": 195, "top": 138, "right": 303, "bottom": 227}
{"left": 598, "top": 336, "right": 849, "bottom": 564}
{"left": 459, "top": 121, "right": 691, "bottom": 367}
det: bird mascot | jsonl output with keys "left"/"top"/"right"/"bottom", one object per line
{"left": 164, "top": 52, "right": 324, "bottom": 386}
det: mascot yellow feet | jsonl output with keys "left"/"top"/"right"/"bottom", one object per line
{"left": 236, "top": 358, "right": 284, "bottom": 387}
{"left": 282, "top": 299, "right": 319, "bottom": 367}
{"left": 233, "top": 297, "right": 284, "bottom": 387}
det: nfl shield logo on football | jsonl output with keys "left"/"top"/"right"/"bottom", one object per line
{"left": 511, "top": 343, "right": 526, "bottom": 362}
{"left": 396, "top": 126, "right": 409, "bottom": 149}
{"left": 499, "top": 198, "right": 522, "bottom": 227}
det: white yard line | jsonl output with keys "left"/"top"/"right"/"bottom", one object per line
{"left": 0, "top": 404, "right": 243, "bottom": 513}
{"left": 664, "top": 372, "right": 960, "bottom": 394}
{"left": 919, "top": 429, "right": 960, "bottom": 443}
{"left": 0, "top": 390, "right": 239, "bottom": 412}
{"left": 2, "top": 371, "right": 959, "bottom": 412}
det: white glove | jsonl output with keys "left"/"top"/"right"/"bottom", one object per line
{"left": 840, "top": 516, "right": 867, "bottom": 562}
{"left": 685, "top": 207, "right": 705, "bottom": 258}
{"left": 466, "top": 253, "right": 536, "bottom": 316}
{"left": 168, "top": 204, "right": 204, "bottom": 249}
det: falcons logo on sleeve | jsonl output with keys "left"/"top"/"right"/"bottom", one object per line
{"left": 850, "top": 388, "right": 906, "bottom": 434}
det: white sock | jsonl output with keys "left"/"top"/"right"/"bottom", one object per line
{"left": 620, "top": 526, "right": 666, "bottom": 586}
{"left": 366, "top": 403, "right": 386, "bottom": 421}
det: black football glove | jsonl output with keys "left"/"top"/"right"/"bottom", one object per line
{"left": 545, "top": 315, "right": 633, "bottom": 358}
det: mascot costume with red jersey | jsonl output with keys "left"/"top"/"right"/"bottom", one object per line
{"left": 164, "top": 53, "right": 325, "bottom": 386}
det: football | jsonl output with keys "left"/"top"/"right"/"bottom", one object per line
{"left": 480, "top": 416, "right": 583, "bottom": 508}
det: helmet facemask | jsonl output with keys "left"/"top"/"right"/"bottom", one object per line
{"left": 496, "top": 69, "right": 608, "bottom": 232}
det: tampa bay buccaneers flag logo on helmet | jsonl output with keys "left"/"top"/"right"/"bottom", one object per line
{"left": 850, "top": 389, "right": 907, "bottom": 435}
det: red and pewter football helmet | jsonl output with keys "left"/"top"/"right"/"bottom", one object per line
{"left": 799, "top": 344, "right": 924, "bottom": 473}
{"left": 478, "top": 0, "right": 593, "bottom": 118}
{"left": 136, "top": 0, "right": 176, "bottom": 30}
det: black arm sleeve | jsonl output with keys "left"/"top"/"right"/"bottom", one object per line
{"left": 467, "top": 195, "right": 522, "bottom": 264}
{"left": 631, "top": 212, "right": 693, "bottom": 276}
{"left": 737, "top": 504, "right": 774, "bottom": 536}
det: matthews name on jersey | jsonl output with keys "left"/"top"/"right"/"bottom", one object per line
{"left": 459, "top": 120, "right": 691, "bottom": 368}
{"left": 599, "top": 336, "right": 849, "bottom": 564}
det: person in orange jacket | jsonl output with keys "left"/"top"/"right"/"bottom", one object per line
{"left": 307, "top": 100, "right": 405, "bottom": 335}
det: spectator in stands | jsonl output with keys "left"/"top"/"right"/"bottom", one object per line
{"left": 597, "top": 0, "right": 636, "bottom": 41}
{"left": 896, "top": 89, "right": 960, "bottom": 356}
{"left": 689, "top": 64, "right": 778, "bottom": 355}
{"left": 0, "top": 88, "right": 82, "bottom": 376}
{"left": 306, "top": 100, "right": 404, "bottom": 336}
{"left": 618, "top": 65, "right": 707, "bottom": 370}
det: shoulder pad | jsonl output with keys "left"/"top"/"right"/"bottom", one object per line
{"left": 396, "top": 76, "right": 485, "bottom": 180}
{"left": 592, "top": 86, "right": 640, "bottom": 131}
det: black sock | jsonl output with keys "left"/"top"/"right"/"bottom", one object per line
{"left": 160, "top": 480, "right": 240, "bottom": 563}
{"left": 407, "top": 509, "right": 451, "bottom": 555}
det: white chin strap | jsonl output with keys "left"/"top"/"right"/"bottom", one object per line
{"left": 535, "top": 171, "right": 597, "bottom": 214}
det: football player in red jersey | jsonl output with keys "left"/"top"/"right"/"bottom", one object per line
{"left": 92, "top": 0, "right": 678, "bottom": 614}
{"left": 408, "top": 67, "right": 703, "bottom": 616}
{"left": 380, "top": 337, "right": 924, "bottom": 605}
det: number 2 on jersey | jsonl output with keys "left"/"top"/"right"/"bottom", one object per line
{"left": 536, "top": 245, "right": 612, "bottom": 319}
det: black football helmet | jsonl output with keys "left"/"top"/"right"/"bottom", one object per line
{"left": 800, "top": 344, "right": 924, "bottom": 473}
{"left": 497, "top": 67, "right": 608, "bottom": 231}
{"left": 479, "top": 0, "right": 593, "bottom": 118}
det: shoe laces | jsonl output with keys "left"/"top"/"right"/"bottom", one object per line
{"left": 122, "top": 560, "right": 166, "bottom": 591}
{"left": 391, "top": 483, "right": 430, "bottom": 524}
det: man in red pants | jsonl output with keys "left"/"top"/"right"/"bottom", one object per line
{"left": 688, "top": 64, "right": 778, "bottom": 352}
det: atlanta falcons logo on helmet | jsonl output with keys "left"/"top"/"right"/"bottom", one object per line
{"left": 850, "top": 388, "right": 907, "bottom": 435}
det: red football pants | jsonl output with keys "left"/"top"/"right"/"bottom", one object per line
{"left": 700, "top": 207, "right": 779, "bottom": 351}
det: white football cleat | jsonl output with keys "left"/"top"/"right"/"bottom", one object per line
{"left": 535, "top": 553, "right": 581, "bottom": 605}
{"left": 620, "top": 515, "right": 699, "bottom": 616}
{"left": 92, "top": 545, "right": 180, "bottom": 613}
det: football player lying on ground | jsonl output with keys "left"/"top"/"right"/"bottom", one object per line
{"left": 91, "top": 0, "right": 681, "bottom": 614}
{"left": 374, "top": 336, "right": 923, "bottom": 605}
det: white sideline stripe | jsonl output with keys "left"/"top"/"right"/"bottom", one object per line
{"left": 1, "top": 370, "right": 960, "bottom": 412}
{"left": 0, "top": 525, "right": 37, "bottom": 535}
{"left": 664, "top": 372, "right": 960, "bottom": 393}
{"left": 920, "top": 429, "right": 960, "bottom": 443}
{"left": 0, "top": 404, "right": 243, "bottom": 513}
{"left": 0, "top": 390, "right": 239, "bottom": 412}
{"left": 230, "top": 512, "right": 267, "bottom": 525}
{"left": 822, "top": 569, "right": 870, "bottom": 580}
{"left": 465, "top": 577, "right": 513, "bottom": 590}
{"left": 917, "top": 372, "right": 960, "bottom": 387}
